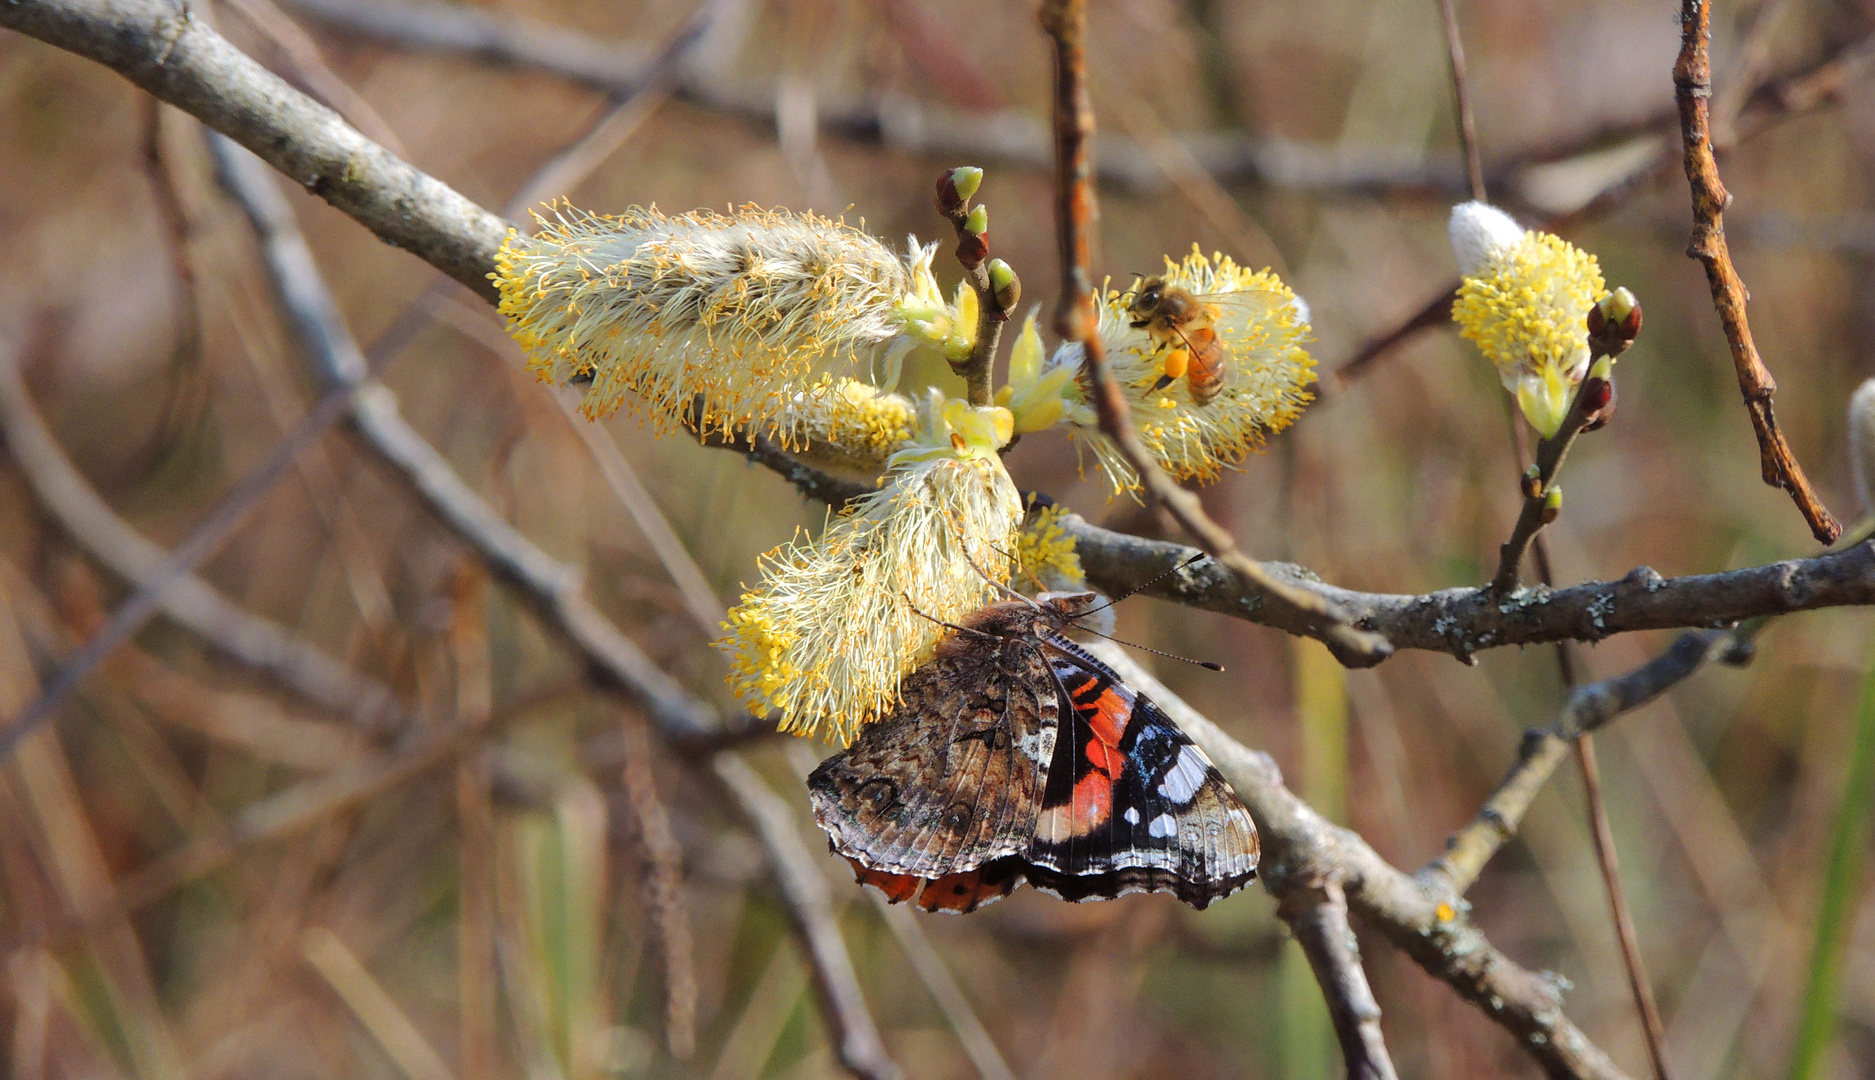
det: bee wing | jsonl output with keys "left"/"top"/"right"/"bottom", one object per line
{"left": 1191, "top": 289, "right": 1294, "bottom": 328}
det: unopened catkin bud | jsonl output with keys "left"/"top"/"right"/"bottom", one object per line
{"left": 988, "top": 259, "right": 1020, "bottom": 317}
{"left": 936, "top": 166, "right": 982, "bottom": 215}
{"left": 1541, "top": 485, "right": 1563, "bottom": 523}
{"left": 951, "top": 166, "right": 983, "bottom": 203}
{"left": 1604, "top": 287, "right": 1640, "bottom": 335}
{"left": 1521, "top": 464, "right": 1543, "bottom": 499}
{"left": 1849, "top": 378, "right": 1875, "bottom": 512}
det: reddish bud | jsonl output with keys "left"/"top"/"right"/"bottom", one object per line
{"left": 1581, "top": 377, "right": 1619, "bottom": 432}
{"left": 1579, "top": 376, "right": 1612, "bottom": 414}
{"left": 936, "top": 166, "right": 982, "bottom": 217}
{"left": 955, "top": 231, "right": 989, "bottom": 271}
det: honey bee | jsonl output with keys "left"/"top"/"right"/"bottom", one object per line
{"left": 1126, "top": 277, "right": 1283, "bottom": 405}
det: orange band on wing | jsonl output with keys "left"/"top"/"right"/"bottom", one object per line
{"left": 846, "top": 858, "right": 919, "bottom": 904}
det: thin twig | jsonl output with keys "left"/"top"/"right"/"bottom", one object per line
{"left": 1489, "top": 361, "right": 1620, "bottom": 593}
{"left": 619, "top": 713, "right": 698, "bottom": 1060}
{"left": 711, "top": 754, "right": 901, "bottom": 1080}
{"left": 0, "top": 337, "right": 403, "bottom": 731}
{"left": 933, "top": 172, "right": 1006, "bottom": 407}
{"left": 1576, "top": 732, "right": 1678, "bottom": 1080}
{"left": 1435, "top": 0, "right": 1485, "bottom": 202}
{"left": 1086, "top": 642, "right": 1631, "bottom": 1080}
{"left": 1038, "top": 0, "right": 1392, "bottom": 668}
{"left": 1419, "top": 628, "right": 1741, "bottom": 893}
{"left": 1675, "top": 0, "right": 1840, "bottom": 545}
{"left": 1277, "top": 882, "right": 1400, "bottom": 1080}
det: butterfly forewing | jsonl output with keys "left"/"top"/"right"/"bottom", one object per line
{"left": 1025, "top": 634, "right": 1259, "bottom": 909}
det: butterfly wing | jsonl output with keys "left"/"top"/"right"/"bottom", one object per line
{"left": 808, "top": 638, "right": 1059, "bottom": 882}
{"left": 1024, "top": 635, "right": 1259, "bottom": 909}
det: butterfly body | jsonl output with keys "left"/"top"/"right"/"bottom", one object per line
{"left": 808, "top": 593, "right": 1260, "bottom": 912}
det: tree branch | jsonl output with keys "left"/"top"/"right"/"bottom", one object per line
{"left": 1086, "top": 643, "right": 1631, "bottom": 1080}
{"left": 1064, "top": 516, "right": 1875, "bottom": 661}
{"left": 1675, "top": 0, "right": 1840, "bottom": 544}
{"left": 1419, "top": 628, "right": 1740, "bottom": 894}
{"left": 0, "top": 0, "right": 509, "bottom": 300}
{"left": 1038, "top": 0, "right": 1392, "bottom": 669}
{"left": 1277, "top": 882, "right": 1401, "bottom": 1080}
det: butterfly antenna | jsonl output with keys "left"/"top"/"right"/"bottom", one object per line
{"left": 901, "top": 592, "right": 1000, "bottom": 641}
{"left": 984, "top": 541, "right": 1050, "bottom": 601}
{"left": 957, "top": 548, "right": 1031, "bottom": 605}
{"left": 1078, "top": 553, "right": 1209, "bottom": 618}
{"left": 1069, "top": 627, "right": 1223, "bottom": 672}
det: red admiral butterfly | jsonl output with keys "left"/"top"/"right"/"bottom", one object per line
{"left": 808, "top": 592, "right": 1259, "bottom": 913}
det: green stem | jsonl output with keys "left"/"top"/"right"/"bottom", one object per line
{"left": 1786, "top": 632, "right": 1875, "bottom": 1080}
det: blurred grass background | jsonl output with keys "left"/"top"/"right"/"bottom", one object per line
{"left": 1, "top": 0, "right": 1873, "bottom": 1076}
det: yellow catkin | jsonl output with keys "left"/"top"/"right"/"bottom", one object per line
{"left": 1015, "top": 503, "right": 1085, "bottom": 592}
{"left": 1449, "top": 202, "right": 1607, "bottom": 438}
{"left": 716, "top": 397, "right": 1022, "bottom": 743}
{"left": 1050, "top": 247, "right": 1317, "bottom": 491}
{"left": 779, "top": 377, "right": 917, "bottom": 477}
{"left": 493, "top": 203, "right": 921, "bottom": 438}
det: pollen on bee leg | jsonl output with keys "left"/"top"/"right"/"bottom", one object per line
{"left": 1162, "top": 347, "right": 1190, "bottom": 380}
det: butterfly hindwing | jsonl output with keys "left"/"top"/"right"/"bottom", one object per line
{"left": 1025, "top": 634, "right": 1260, "bottom": 909}
{"left": 807, "top": 631, "right": 1059, "bottom": 882}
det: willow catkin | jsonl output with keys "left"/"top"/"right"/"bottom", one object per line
{"left": 494, "top": 204, "right": 921, "bottom": 437}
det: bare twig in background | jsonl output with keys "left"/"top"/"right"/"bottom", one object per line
{"left": 0, "top": 0, "right": 508, "bottom": 298}
{"left": 1577, "top": 721, "right": 1677, "bottom": 1080}
{"left": 712, "top": 754, "right": 901, "bottom": 1080}
{"left": 209, "top": 134, "right": 723, "bottom": 742}
{"left": 1038, "top": 0, "right": 1392, "bottom": 669}
{"left": 1277, "top": 882, "right": 1399, "bottom": 1080}
{"left": 619, "top": 713, "right": 698, "bottom": 1060}
{"left": 1421, "top": 629, "right": 1741, "bottom": 893}
{"left": 218, "top": 0, "right": 410, "bottom": 158}
{"left": 0, "top": 338, "right": 402, "bottom": 729}
{"left": 1435, "top": 0, "right": 1485, "bottom": 202}
{"left": 1087, "top": 642, "right": 1631, "bottom": 1080}
{"left": 1674, "top": 0, "right": 1839, "bottom": 545}
{"left": 137, "top": 95, "right": 207, "bottom": 436}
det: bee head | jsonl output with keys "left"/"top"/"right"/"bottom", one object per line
{"left": 1127, "top": 276, "right": 1165, "bottom": 318}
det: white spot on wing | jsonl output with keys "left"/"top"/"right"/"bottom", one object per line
{"left": 1123, "top": 807, "right": 1140, "bottom": 825}
{"left": 1157, "top": 746, "right": 1207, "bottom": 804}
{"left": 1016, "top": 730, "right": 1054, "bottom": 766}
{"left": 1147, "top": 813, "right": 1178, "bottom": 838}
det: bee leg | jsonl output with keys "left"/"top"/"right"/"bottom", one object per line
{"left": 1150, "top": 375, "right": 1174, "bottom": 392}
{"left": 1129, "top": 318, "right": 1150, "bottom": 329}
